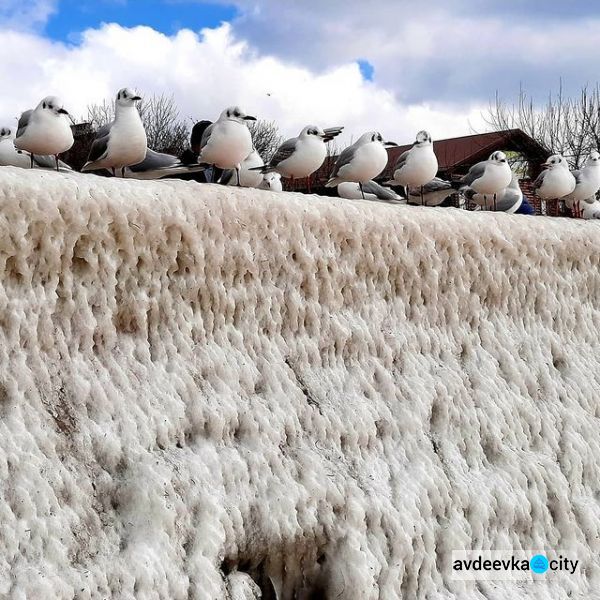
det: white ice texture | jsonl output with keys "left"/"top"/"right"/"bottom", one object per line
{"left": 0, "top": 168, "right": 599, "bottom": 599}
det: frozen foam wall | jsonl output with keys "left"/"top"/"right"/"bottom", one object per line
{"left": 0, "top": 167, "right": 600, "bottom": 599}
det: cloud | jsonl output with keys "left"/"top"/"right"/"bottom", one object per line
{"left": 0, "top": 22, "right": 487, "bottom": 146}
{"left": 0, "top": 0, "right": 58, "bottom": 31}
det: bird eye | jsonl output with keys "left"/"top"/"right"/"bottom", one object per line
{"left": 234, "top": 110, "right": 240, "bottom": 117}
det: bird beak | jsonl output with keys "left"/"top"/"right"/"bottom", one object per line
{"left": 58, "top": 108, "right": 69, "bottom": 115}
{"left": 132, "top": 96, "right": 142, "bottom": 102}
{"left": 384, "top": 141, "right": 398, "bottom": 147}
{"left": 541, "top": 162, "right": 551, "bottom": 169}
{"left": 243, "top": 115, "right": 257, "bottom": 121}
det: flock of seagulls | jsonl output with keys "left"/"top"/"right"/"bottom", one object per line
{"left": 2, "top": 87, "right": 600, "bottom": 218}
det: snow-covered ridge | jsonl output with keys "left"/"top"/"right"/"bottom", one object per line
{"left": 0, "top": 168, "right": 599, "bottom": 599}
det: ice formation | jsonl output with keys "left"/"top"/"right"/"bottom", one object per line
{"left": 0, "top": 168, "right": 599, "bottom": 599}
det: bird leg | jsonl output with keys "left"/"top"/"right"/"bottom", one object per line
{"left": 291, "top": 175, "right": 295, "bottom": 192}
{"left": 359, "top": 182, "right": 365, "bottom": 200}
{"left": 493, "top": 193, "right": 497, "bottom": 211}
{"left": 421, "top": 185, "right": 424, "bottom": 206}
{"left": 121, "top": 167, "right": 125, "bottom": 178}
{"left": 55, "top": 155, "right": 60, "bottom": 172}
{"left": 307, "top": 174, "right": 311, "bottom": 194}
{"left": 111, "top": 167, "right": 116, "bottom": 177}
{"left": 30, "top": 154, "right": 34, "bottom": 169}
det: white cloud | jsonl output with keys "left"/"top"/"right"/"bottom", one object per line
{"left": 0, "top": 22, "right": 487, "bottom": 147}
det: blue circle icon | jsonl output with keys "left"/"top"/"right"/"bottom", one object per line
{"left": 530, "top": 554, "right": 549, "bottom": 574}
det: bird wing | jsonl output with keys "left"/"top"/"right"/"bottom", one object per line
{"left": 329, "top": 144, "right": 357, "bottom": 179}
{"left": 460, "top": 161, "right": 487, "bottom": 187}
{"left": 129, "top": 148, "right": 177, "bottom": 172}
{"left": 219, "top": 169, "right": 235, "bottom": 185}
{"left": 199, "top": 123, "right": 214, "bottom": 152}
{"left": 16, "top": 110, "right": 33, "bottom": 139}
{"left": 393, "top": 149, "right": 411, "bottom": 171}
{"left": 532, "top": 169, "right": 548, "bottom": 190}
{"left": 361, "top": 180, "right": 400, "bottom": 201}
{"left": 85, "top": 122, "right": 113, "bottom": 164}
{"left": 33, "top": 155, "right": 72, "bottom": 170}
{"left": 269, "top": 137, "right": 297, "bottom": 168}
{"left": 421, "top": 177, "right": 452, "bottom": 193}
{"left": 322, "top": 127, "right": 344, "bottom": 142}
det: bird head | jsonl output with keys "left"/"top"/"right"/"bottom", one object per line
{"left": 359, "top": 131, "right": 397, "bottom": 147}
{"left": 116, "top": 88, "right": 142, "bottom": 107}
{"left": 587, "top": 150, "right": 600, "bottom": 165}
{"left": 541, "top": 154, "right": 566, "bottom": 169}
{"left": 489, "top": 150, "right": 508, "bottom": 164}
{"left": 415, "top": 130, "right": 432, "bottom": 145}
{"left": 221, "top": 106, "right": 256, "bottom": 124}
{"left": 36, "top": 96, "right": 70, "bottom": 117}
{"left": 300, "top": 125, "right": 326, "bottom": 139}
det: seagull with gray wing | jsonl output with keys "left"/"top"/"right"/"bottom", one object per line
{"left": 458, "top": 150, "right": 512, "bottom": 210}
{"left": 465, "top": 174, "right": 525, "bottom": 213}
{"left": 252, "top": 125, "right": 343, "bottom": 192}
{"left": 123, "top": 148, "right": 207, "bottom": 180}
{"left": 0, "top": 126, "right": 71, "bottom": 170}
{"left": 325, "top": 131, "right": 397, "bottom": 199}
{"left": 385, "top": 130, "right": 438, "bottom": 204}
{"left": 406, "top": 177, "right": 454, "bottom": 206}
{"left": 533, "top": 154, "right": 576, "bottom": 210}
{"left": 82, "top": 88, "right": 147, "bottom": 176}
{"left": 259, "top": 172, "right": 282, "bottom": 191}
{"left": 198, "top": 106, "right": 256, "bottom": 186}
{"left": 14, "top": 96, "right": 74, "bottom": 171}
{"left": 563, "top": 151, "right": 600, "bottom": 218}
{"left": 337, "top": 180, "right": 404, "bottom": 202}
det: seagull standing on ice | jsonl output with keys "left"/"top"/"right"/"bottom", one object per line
{"left": 337, "top": 180, "right": 403, "bottom": 202}
{"left": 325, "top": 131, "right": 397, "bottom": 198}
{"left": 459, "top": 151, "right": 512, "bottom": 210}
{"left": 14, "top": 96, "right": 73, "bottom": 171}
{"left": 219, "top": 148, "right": 264, "bottom": 187}
{"left": 198, "top": 106, "right": 256, "bottom": 186}
{"left": 82, "top": 88, "right": 147, "bottom": 176}
{"left": 259, "top": 172, "right": 282, "bottom": 191}
{"left": 0, "top": 126, "right": 70, "bottom": 170}
{"left": 465, "top": 174, "right": 526, "bottom": 213}
{"left": 385, "top": 130, "right": 438, "bottom": 204}
{"left": 563, "top": 151, "right": 600, "bottom": 217}
{"left": 533, "top": 154, "right": 576, "bottom": 207}
{"left": 254, "top": 125, "right": 343, "bottom": 192}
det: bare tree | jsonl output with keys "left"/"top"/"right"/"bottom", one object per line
{"left": 248, "top": 120, "right": 282, "bottom": 163}
{"left": 485, "top": 82, "right": 600, "bottom": 168}
{"left": 85, "top": 92, "right": 190, "bottom": 156}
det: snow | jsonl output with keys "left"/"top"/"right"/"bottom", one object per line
{"left": 0, "top": 167, "right": 599, "bottom": 599}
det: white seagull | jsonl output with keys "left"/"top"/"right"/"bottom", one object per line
{"left": 406, "top": 177, "right": 454, "bottom": 206}
{"left": 337, "top": 180, "right": 403, "bottom": 202}
{"left": 385, "top": 130, "right": 438, "bottom": 204}
{"left": 198, "top": 106, "right": 256, "bottom": 185}
{"left": 219, "top": 148, "right": 264, "bottom": 188}
{"left": 465, "top": 174, "right": 524, "bottom": 213}
{"left": 82, "top": 88, "right": 147, "bottom": 176}
{"left": 533, "top": 154, "right": 576, "bottom": 205}
{"left": 563, "top": 151, "right": 600, "bottom": 217}
{"left": 14, "top": 96, "right": 74, "bottom": 171}
{"left": 123, "top": 148, "right": 206, "bottom": 180}
{"left": 0, "top": 126, "right": 71, "bottom": 170}
{"left": 258, "top": 172, "right": 282, "bottom": 191}
{"left": 254, "top": 125, "right": 343, "bottom": 191}
{"left": 325, "top": 131, "right": 397, "bottom": 198}
{"left": 459, "top": 150, "right": 513, "bottom": 210}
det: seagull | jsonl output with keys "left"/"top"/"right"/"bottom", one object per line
{"left": 82, "top": 88, "right": 147, "bottom": 176}
{"left": 258, "top": 171, "right": 282, "bottom": 191}
{"left": 122, "top": 148, "right": 206, "bottom": 180}
{"left": 253, "top": 125, "right": 344, "bottom": 191}
{"left": 465, "top": 174, "right": 524, "bottom": 213}
{"left": 458, "top": 150, "right": 512, "bottom": 210}
{"left": 533, "top": 155, "right": 576, "bottom": 208}
{"left": 405, "top": 177, "right": 453, "bottom": 206}
{"left": 219, "top": 148, "right": 264, "bottom": 187}
{"left": 198, "top": 106, "right": 256, "bottom": 185}
{"left": 14, "top": 96, "right": 74, "bottom": 171}
{"left": 385, "top": 130, "right": 438, "bottom": 204}
{"left": 325, "top": 131, "right": 397, "bottom": 198}
{"left": 0, "top": 126, "right": 71, "bottom": 170}
{"left": 337, "top": 180, "right": 404, "bottom": 202}
{"left": 563, "top": 151, "right": 600, "bottom": 218}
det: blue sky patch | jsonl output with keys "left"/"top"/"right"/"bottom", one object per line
{"left": 44, "top": 1, "right": 238, "bottom": 41}
{"left": 357, "top": 59, "right": 374, "bottom": 81}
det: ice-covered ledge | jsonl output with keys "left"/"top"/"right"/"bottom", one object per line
{"left": 0, "top": 167, "right": 599, "bottom": 599}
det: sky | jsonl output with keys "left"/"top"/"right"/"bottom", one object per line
{"left": 1, "top": 0, "right": 599, "bottom": 145}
